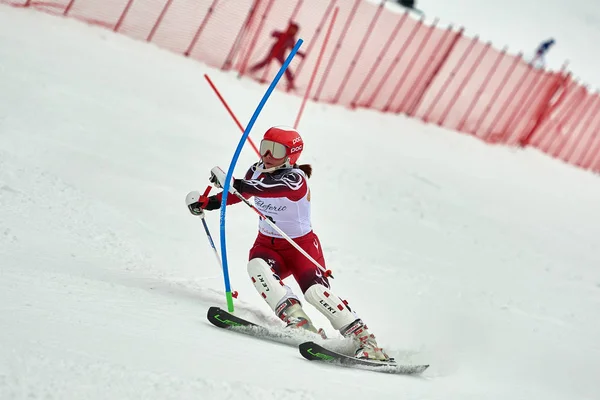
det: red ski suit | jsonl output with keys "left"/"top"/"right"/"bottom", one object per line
{"left": 214, "top": 163, "right": 329, "bottom": 293}
{"left": 249, "top": 26, "right": 305, "bottom": 87}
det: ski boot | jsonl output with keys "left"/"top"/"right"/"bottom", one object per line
{"left": 276, "top": 298, "right": 327, "bottom": 339}
{"left": 341, "top": 319, "right": 391, "bottom": 361}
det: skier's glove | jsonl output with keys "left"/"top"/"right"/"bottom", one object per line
{"left": 209, "top": 166, "right": 235, "bottom": 193}
{"left": 185, "top": 191, "right": 220, "bottom": 215}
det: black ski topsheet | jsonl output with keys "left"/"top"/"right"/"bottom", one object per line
{"left": 206, "top": 306, "right": 353, "bottom": 352}
{"left": 299, "top": 341, "right": 429, "bottom": 375}
{"left": 207, "top": 306, "right": 259, "bottom": 329}
{"left": 206, "top": 306, "right": 282, "bottom": 339}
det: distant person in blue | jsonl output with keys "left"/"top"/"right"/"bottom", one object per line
{"left": 531, "top": 38, "right": 555, "bottom": 68}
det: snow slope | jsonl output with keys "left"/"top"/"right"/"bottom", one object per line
{"left": 1, "top": 5, "right": 600, "bottom": 400}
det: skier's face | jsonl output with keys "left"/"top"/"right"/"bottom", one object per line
{"left": 262, "top": 152, "right": 286, "bottom": 169}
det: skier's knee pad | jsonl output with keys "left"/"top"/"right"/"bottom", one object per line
{"left": 304, "top": 284, "right": 357, "bottom": 330}
{"left": 247, "top": 258, "right": 297, "bottom": 311}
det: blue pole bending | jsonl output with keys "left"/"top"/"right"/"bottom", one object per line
{"left": 218, "top": 39, "right": 304, "bottom": 312}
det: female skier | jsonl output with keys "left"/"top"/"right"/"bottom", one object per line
{"left": 185, "top": 126, "right": 389, "bottom": 361}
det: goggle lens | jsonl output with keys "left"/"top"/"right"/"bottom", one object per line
{"left": 260, "top": 140, "right": 287, "bottom": 159}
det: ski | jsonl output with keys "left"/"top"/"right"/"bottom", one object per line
{"left": 299, "top": 341, "right": 429, "bottom": 375}
{"left": 206, "top": 306, "right": 335, "bottom": 349}
{"left": 207, "top": 306, "right": 261, "bottom": 330}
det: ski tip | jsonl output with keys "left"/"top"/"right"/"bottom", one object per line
{"left": 298, "top": 341, "right": 322, "bottom": 350}
{"left": 299, "top": 341, "right": 430, "bottom": 374}
{"left": 206, "top": 306, "right": 237, "bottom": 329}
{"left": 207, "top": 306, "right": 222, "bottom": 316}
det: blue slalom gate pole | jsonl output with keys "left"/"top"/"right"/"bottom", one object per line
{"left": 219, "top": 39, "right": 304, "bottom": 312}
{"left": 197, "top": 187, "right": 239, "bottom": 300}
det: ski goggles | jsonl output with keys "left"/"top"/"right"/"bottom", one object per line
{"left": 259, "top": 140, "right": 288, "bottom": 159}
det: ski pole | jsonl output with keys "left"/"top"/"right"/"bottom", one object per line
{"left": 225, "top": 184, "right": 333, "bottom": 279}
{"left": 198, "top": 186, "right": 238, "bottom": 298}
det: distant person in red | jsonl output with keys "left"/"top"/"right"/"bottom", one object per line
{"left": 249, "top": 22, "right": 305, "bottom": 90}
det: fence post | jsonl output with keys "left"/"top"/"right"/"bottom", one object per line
{"left": 294, "top": 0, "right": 336, "bottom": 79}
{"left": 488, "top": 65, "right": 540, "bottom": 144}
{"left": 332, "top": 1, "right": 385, "bottom": 103}
{"left": 364, "top": 15, "right": 423, "bottom": 109}
{"left": 184, "top": 0, "right": 221, "bottom": 57}
{"left": 577, "top": 93, "right": 600, "bottom": 138}
{"left": 538, "top": 79, "right": 580, "bottom": 152}
{"left": 504, "top": 69, "right": 544, "bottom": 132}
{"left": 502, "top": 71, "right": 546, "bottom": 143}
{"left": 295, "top": 7, "right": 339, "bottom": 129}
{"left": 147, "top": 0, "right": 174, "bottom": 42}
{"left": 237, "top": 0, "right": 275, "bottom": 77}
{"left": 549, "top": 86, "right": 587, "bottom": 157}
{"left": 388, "top": 19, "right": 440, "bottom": 113}
{"left": 403, "top": 24, "right": 456, "bottom": 116}
{"left": 561, "top": 89, "right": 598, "bottom": 161}
{"left": 407, "top": 26, "right": 462, "bottom": 117}
{"left": 313, "top": 0, "right": 361, "bottom": 102}
{"left": 471, "top": 52, "right": 522, "bottom": 135}
{"left": 422, "top": 33, "right": 476, "bottom": 123}
{"left": 114, "top": 0, "right": 136, "bottom": 32}
{"left": 222, "top": 0, "right": 261, "bottom": 70}
{"left": 580, "top": 115, "right": 600, "bottom": 169}
{"left": 569, "top": 93, "right": 600, "bottom": 166}
{"left": 514, "top": 72, "right": 562, "bottom": 147}
{"left": 350, "top": 11, "right": 409, "bottom": 108}
{"left": 457, "top": 46, "right": 506, "bottom": 131}
{"left": 535, "top": 75, "right": 575, "bottom": 151}
{"left": 437, "top": 41, "right": 491, "bottom": 127}
{"left": 483, "top": 56, "right": 530, "bottom": 140}
{"left": 63, "top": 0, "right": 76, "bottom": 16}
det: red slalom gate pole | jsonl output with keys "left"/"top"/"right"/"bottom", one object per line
{"left": 294, "top": 7, "right": 339, "bottom": 129}
{"left": 203, "top": 74, "right": 261, "bottom": 157}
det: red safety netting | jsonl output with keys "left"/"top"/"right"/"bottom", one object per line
{"left": 3, "top": 0, "right": 599, "bottom": 173}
